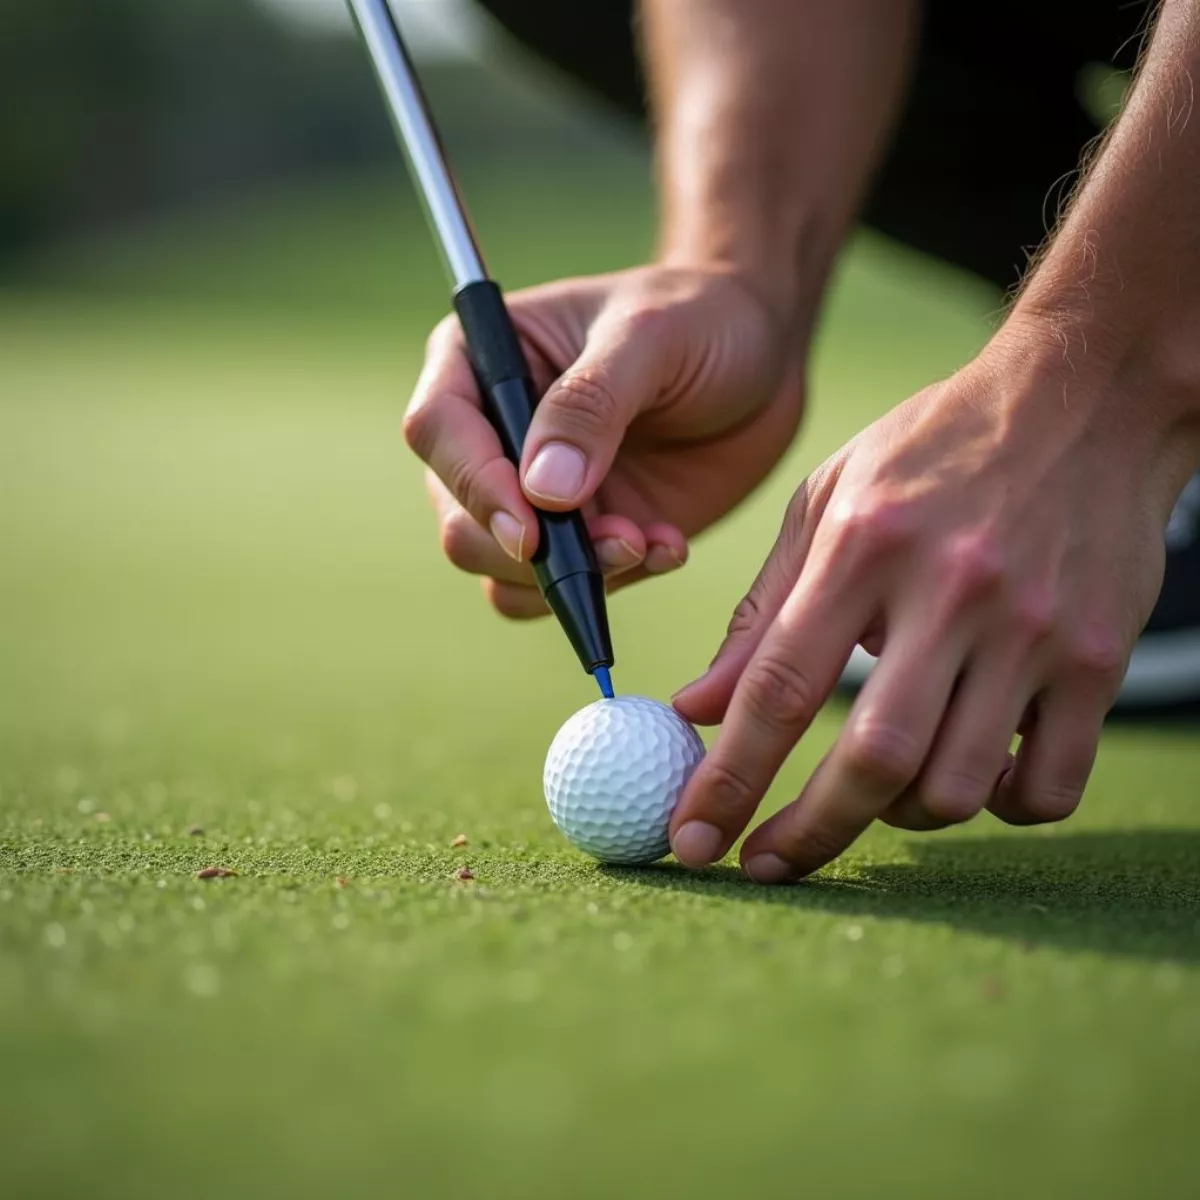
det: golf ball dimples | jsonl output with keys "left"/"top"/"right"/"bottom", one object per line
{"left": 543, "top": 695, "right": 705, "bottom": 864}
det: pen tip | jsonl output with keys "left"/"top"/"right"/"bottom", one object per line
{"left": 593, "top": 665, "right": 614, "bottom": 699}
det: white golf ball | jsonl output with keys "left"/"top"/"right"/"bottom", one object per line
{"left": 543, "top": 695, "right": 705, "bottom": 865}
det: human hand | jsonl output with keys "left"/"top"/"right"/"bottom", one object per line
{"left": 404, "top": 264, "right": 804, "bottom": 617}
{"left": 670, "top": 323, "right": 1193, "bottom": 881}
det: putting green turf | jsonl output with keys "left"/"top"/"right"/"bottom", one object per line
{"left": 2, "top": 157, "right": 1199, "bottom": 1199}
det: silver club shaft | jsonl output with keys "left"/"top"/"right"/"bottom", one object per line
{"left": 346, "top": 0, "right": 487, "bottom": 289}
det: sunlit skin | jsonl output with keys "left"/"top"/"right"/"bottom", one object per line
{"left": 407, "top": 265, "right": 804, "bottom": 614}
{"left": 405, "top": 0, "right": 1200, "bottom": 881}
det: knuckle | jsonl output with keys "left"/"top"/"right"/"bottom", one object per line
{"left": 780, "top": 820, "right": 848, "bottom": 872}
{"left": 443, "top": 454, "right": 478, "bottom": 514}
{"left": 826, "top": 493, "right": 914, "bottom": 561}
{"left": 725, "top": 591, "right": 763, "bottom": 641}
{"left": 1020, "top": 780, "right": 1083, "bottom": 823}
{"left": 1064, "top": 624, "right": 1128, "bottom": 683}
{"left": 918, "top": 768, "right": 993, "bottom": 824}
{"left": 781, "top": 487, "right": 811, "bottom": 540}
{"left": 544, "top": 369, "right": 621, "bottom": 437}
{"left": 742, "top": 654, "right": 816, "bottom": 729}
{"left": 878, "top": 801, "right": 929, "bottom": 832}
{"left": 938, "top": 532, "right": 1005, "bottom": 604}
{"left": 1009, "top": 585, "right": 1058, "bottom": 643}
{"left": 439, "top": 509, "right": 478, "bottom": 571}
{"left": 843, "top": 718, "right": 924, "bottom": 788}
{"left": 773, "top": 490, "right": 811, "bottom": 565}
{"left": 698, "top": 758, "right": 758, "bottom": 820}
{"left": 619, "top": 303, "right": 673, "bottom": 342}
{"left": 402, "top": 400, "right": 436, "bottom": 458}
{"left": 444, "top": 455, "right": 510, "bottom": 523}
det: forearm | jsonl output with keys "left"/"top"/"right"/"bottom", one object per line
{"left": 1012, "top": 0, "right": 1200, "bottom": 466}
{"left": 642, "top": 0, "right": 919, "bottom": 335}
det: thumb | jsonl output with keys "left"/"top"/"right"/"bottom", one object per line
{"left": 520, "top": 315, "right": 668, "bottom": 510}
{"left": 672, "top": 460, "right": 844, "bottom": 726}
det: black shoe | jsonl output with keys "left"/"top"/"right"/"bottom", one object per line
{"left": 838, "top": 472, "right": 1200, "bottom": 713}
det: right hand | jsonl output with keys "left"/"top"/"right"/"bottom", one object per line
{"left": 670, "top": 323, "right": 1183, "bottom": 880}
{"left": 404, "top": 264, "right": 805, "bottom": 618}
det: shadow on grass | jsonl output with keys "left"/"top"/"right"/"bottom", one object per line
{"left": 602, "top": 829, "right": 1200, "bottom": 964}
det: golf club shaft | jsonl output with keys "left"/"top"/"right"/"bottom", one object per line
{"left": 346, "top": 0, "right": 614, "bottom": 684}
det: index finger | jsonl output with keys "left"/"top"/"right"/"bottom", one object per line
{"left": 669, "top": 562, "right": 875, "bottom": 868}
{"left": 737, "top": 610, "right": 971, "bottom": 882}
{"left": 404, "top": 322, "right": 540, "bottom": 557}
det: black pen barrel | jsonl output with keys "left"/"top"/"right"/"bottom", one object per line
{"left": 455, "top": 282, "right": 614, "bottom": 673}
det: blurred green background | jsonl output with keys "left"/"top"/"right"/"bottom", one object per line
{"left": 2, "top": 4, "right": 1198, "bottom": 1198}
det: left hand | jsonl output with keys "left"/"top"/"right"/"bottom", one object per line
{"left": 404, "top": 264, "right": 804, "bottom": 618}
{"left": 669, "top": 321, "right": 1192, "bottom": 882}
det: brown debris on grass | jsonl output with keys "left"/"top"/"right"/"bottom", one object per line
{"left": 454, "top": 867, "right": 475, "bottom": 882}
{"left": 196, "top": 866, "right": 238, "bottom": 880}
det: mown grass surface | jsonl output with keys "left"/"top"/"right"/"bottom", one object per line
{"left": 2, "top": 155, "right": 1198, "bottom": 1199}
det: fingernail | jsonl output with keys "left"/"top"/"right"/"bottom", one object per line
{"left": 743, "top": 853, "right": 795, "bottom": 885}
{"left": 645, "top": 544, "right": 685, "bottom": 575}
{"left": 524, "top": 442, "right": 587, "bottom": 503}
{"left": 671, "top": 821, "right": 723, "bottom": 867}
{"left": 489, "top": 512, "right": 526, "bottom": 562}
{"left": 670, "top": 672, "right": 708, "bottom": 705}
{"left": 595, "top": 537, "right": 640, "bottom": 573}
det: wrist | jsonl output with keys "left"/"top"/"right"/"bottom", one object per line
{"left": 658, "top": 210, "right": 836, "bottom": 355}
{"left": 1004, "top": 294, "right": 1200, "bottom": 437}
{"left": 981, "top": 302, "right": 1200, "bottom": 518}
{"left": 1009, "top": 224, "right": 1200, "bottom": 441}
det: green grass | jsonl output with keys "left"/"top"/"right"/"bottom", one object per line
{"left": 2, "top": 158, "right": 1198, "bottom": 1200}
